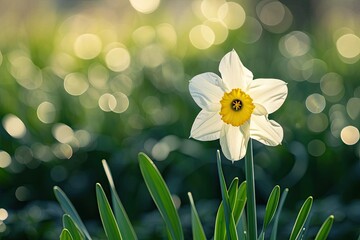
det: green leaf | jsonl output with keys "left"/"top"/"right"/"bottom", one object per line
{"left": 63, "top": 214, "right": 85, "bottom": 240}
{"left": 60, "top": 229, "right": 74, "bottom": 240}
{"left": 214, "top": 178, "right": 239, "bottom": 240}
{"left": 138, "top": 152, "right": 184, "bottom": 240}
{"left": 216, "top": 150, "right": 238, "bottom": 240}
{"left": 188, "top": 192, "right": 207, "bottom": 240}
{"left": 263, "top": 185, "right": 280, "bottom": 231}
{"left": 96, "top": 183, "right": 122, "bottom": 240}
{"left": 270, "top": 188, "right": 289, "bottom": 240}
{"left": 53, "top": 186, "right": 91, "bottom": 240}
{"left": 102, "top": 160, "right": 138, "bottom": 240}
{"left": 233, "top": 181, "right": 247, "bottom": 225}
{"left": 314, "top": 215, "right": 334, "bottom": 240}
{"left": 289, "top": 196, "right": 313, "bottom": 240}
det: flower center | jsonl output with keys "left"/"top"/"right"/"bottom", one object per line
{"left": 220, "top": 88, "right": 255, "bottom": 127}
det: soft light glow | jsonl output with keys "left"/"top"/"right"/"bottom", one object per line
{"left": 140, "top": 44, "right": 165, "bottom": 68}
{"left": 204, "top": 20, "right": 228, "bottom": 45}
{"left": 37, "top": 102, "right": 56, "bottom": 124}
{"left": 305, "top": 93, "right": 326, "bottom": 113}
{"left": 105, "top": 47, "right": 131, "bottom": 72}
{"left": 112, "top": 92, "right": 130, "bottom": 113}
{"left": 308, "top": 139, "right": 326, "bottom": 157}
{"left": 218, "top": 2, "right": 246, "bottom": 30}
{"left": 280, "top": 31, "right": 310, "bottom": 58}
{"left": 132, "top": 26, "right": 156, "bottom": 46}
{"left": 0, "top": 151, "right": 11, "bottom": 168}
{"left": 74, "top": 33, "right": 102, "bottom": 60}
{"left": 239, "top": 17, "right": 263, "bottom": 44}
{"left": 0, "top": 50, "right": 3, "bottom": 66}
{"left": 15, "top": 186, "right": 30, "bottom": 201}
{"left": 98, "top": 93, "right": 117, "bottom": 112}
{"left": 307, "top": 113, "right": 328, "bottom": 133}
{"left": 52, "top": 123, "right": 74, "bottom": 144}
{"left": 256, "top": 1, "right": 292, "bottom": 33}
{"left": 341, "top": 126, "right": 359, "bottom": 145}
{"left": 2, "top": 114, "right": 26, "bottom": 138}
{"left": 336, "top": 34, "right": 360, "bottom": 60}
{"left": 201, "top": 0, "right": 226, "bottom": 20}
{"left": 189, "top": 25, "right": 215, "bottom": 49}
{"left": 88, "top": 64, "right": 109, "bottom": 89}
{"left": 258, "top": 1, "right": 285, "bottom": 26}
{"left": 8, "top": 53, "right": 43, "bottom": 90}
{"left": 0, "top": 209, "right": 8, "bottom": 221}
{"left": 52, "top": 143, "right": 73, "bottom": 159}
{"left": 156, "top": 23, "right": 177, "bottom": 49}
{"left": 346, "top": 98, "right": 360, "bottom": 120}
{"left": 129, "top": 0, "right": 160, "bottom": 14}
{"left": 64, "top": 73, "right": 89, "bottom": 96}
{"left": 320, "top": 72, "right": 343, "bottom": 97}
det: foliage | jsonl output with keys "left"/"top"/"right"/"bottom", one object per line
{"left": 54, "top": 153, "right": 333, "bottom": 240}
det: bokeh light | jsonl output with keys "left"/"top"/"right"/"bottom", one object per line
{"left": 189, "top": 25, "right": 215, "bottom": 49}
{"left": 341, "top": 126, "right": 359, "bottom": 145}
{"left": 74, "top": 33, "right": 102, "bottom": 60}
{"left": 64, "top": 73, "right": 89, "bottom": 96}
{"left": 37, "top": 102, "right": 56, "bottom": 124}
{"left": 105, "top": 47, "right": 131, "bottom": 72}
{"left": 0, "top": 209, "right": 8, "bottom": 221}
{"left": 129, "top": 0, "right": 160, "bottom": 14}
{"left": 305, "top": 93, "right": 326, "bottom": 113}
{"left": 336, "top": 33, "right": 360, "bottom": 63}
{"left": 2, "top": 114, "right": 26, "bottom": 139}
{"left": 0, "top": 151, "right": 11, "bottom": 168}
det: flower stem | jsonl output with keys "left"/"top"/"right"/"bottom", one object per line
{"left": 245, "top": 139, "right": 257, "bottom": 240}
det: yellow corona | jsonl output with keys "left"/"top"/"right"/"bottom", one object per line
{"left": 220, "top": 88, "right": 255, "bottom": 126}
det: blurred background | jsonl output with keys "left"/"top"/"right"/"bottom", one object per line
{"left": 0, "top": 0, "right": 359, "bottom": 239}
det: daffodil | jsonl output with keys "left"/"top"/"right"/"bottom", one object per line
{"left": 189, "top": 50, "right": 288, "bottom": 161}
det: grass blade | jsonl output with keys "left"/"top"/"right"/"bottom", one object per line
{"left": 270, "top": 188, "right": 289, "bottom": 240}
{"left": 289, "top": 196, "right": 313, "bottom": 240}
{"left": 60, "top": 229, "right": 73, "bottom": 240}
{"left": 96, "top": 183, "right": 122, "bottom": 240}
{"left": 138, "top": 152, "right": 184, "bottom": 240}
{"left": 53, "top": 186, "right": 91, "bottom": 240}
{"left": 188, "top": 192, "right": 207, "bottom": 240}
{"left": 214, "top": 178, "right": 239, "bottom": 240}
{"left": 314, "top": 215, "right": 334, "bottom": 240}
{"left": 63, "top": 214, "right": 85, "bottom": 240}
{"left": 262, "top": 185, "right": 280, "bottom": 231}
{"left": 233, "top": 181, "right": 247, "bottom": 225}
{"left": 217, "top": 150, "right": 238, "bottom": 240}
{"left": 102, "top": 160, "right": 138, "bottom": 240}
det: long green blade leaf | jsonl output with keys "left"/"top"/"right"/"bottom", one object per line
{"left": 60, "top": 229, "right": 74, "bottom": 240}
{"left": 102, "top": 160, "right": 138, "bottom": 240}
{"left": 188, "top": 192, "right": 207, "bottom": 240}
{"left": 217, "top": 150, "right": 238, "bottom": 240}
{"left": 63, "top": 214, "right": 85, "bottom": 240}
{"left": 289, "top": 196, "right": 313, "bottom": 240}
{"left": 263, "top": 185, "right": 280, "bottom": 231}
{"left": 53, "top": 186, "right": 91, "bottom": 240}
{"left": 270, "top": 188, "right": 289, "bottom": 240}
{"left": 214, "top": 178, "right": 239, "bottom": 240}
{"left": 96, "top": 183, "right": 122, "bottom": 240}
{"left": 314, "top": 215, "right": 334, "bottom": 240}
{"left": 138, "top": 152, "right": 183, "bottom": 240}
{"left": 233, "top": 181, "right": 247, "bottom": 225}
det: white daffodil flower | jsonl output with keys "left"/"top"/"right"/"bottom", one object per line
{"left": 189, "top": 49, "right": 288, "bottom": 161}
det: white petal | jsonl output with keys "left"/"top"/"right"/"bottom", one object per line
{"left": 189, "top": 72, "right": 224, "bottom": 111}
{"left": 190, "top": 110, "right": 222, "bottom": 141}
{"left": 248, "top": 78, "right": 288, "bottom": 114}
{"left": 253, "top": 103, "right": 267, "bottom": 115}
{"left": 220, "top": 123, "right": 249, "bottom": 161}
{"left": 219, "top": 49, "right": 253, "bottom": 91}
{"left": 250, "top": 115, "right": 283, "bottom": 146}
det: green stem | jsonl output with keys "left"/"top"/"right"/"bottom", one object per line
{"left": 245, "top": 139, "right": 257, "bottom": 240}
